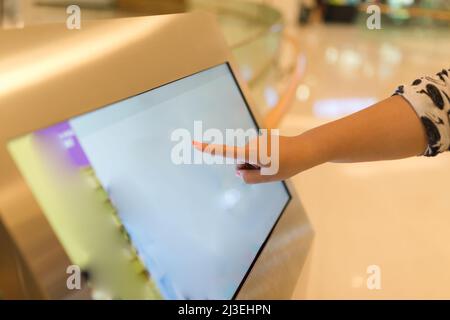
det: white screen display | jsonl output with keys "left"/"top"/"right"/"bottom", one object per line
{"left": 50, "top": 64, "right": 289, "bottom": 299}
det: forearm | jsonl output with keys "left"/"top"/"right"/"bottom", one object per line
{"left": 197, "top": 68, "right": 449, "bottom": 184}
{"left": 294, "top": 95, "right": 428, "bottom": 169}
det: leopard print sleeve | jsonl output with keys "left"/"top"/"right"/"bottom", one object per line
{"left": 394, "top": 68, "right": 450, "bottom": 157}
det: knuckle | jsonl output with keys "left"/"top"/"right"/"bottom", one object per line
{"left": 241, "top": 173, "right": 252, "bottom": 184}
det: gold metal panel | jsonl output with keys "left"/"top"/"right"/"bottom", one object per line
{"left": 0, "top": 12, "right": 312, "bottom": 299}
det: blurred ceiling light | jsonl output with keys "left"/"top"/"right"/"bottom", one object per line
{"left": 240, "top": 65, "right": 253, "bottom": 82}
{"left": 388, "top": 0, "right": 414, "bottom": 7}
{"left": 313, "top": 97, "right": 377, "bottom": 118}
{"left": 221, "top": 189, "right": 241, "bottom": 211}
{"left": 340, "top": 49, "right": 362, "bottom": 69}
{"left": 325, "top": 47, "right": 339, "bottom": 64}
{"left": 296, "top": 84, "right": 310, "bottom": 102}
{"left": 379, "top": 64, "right": 393, "bottom": 79}
{"left": 91, "top": 288, "right": 113, "bottom": 300}
{"left": 264, "top": 86, "right": 279, "bottom": 108}
{"left": 380, "top": 43, "right": 402, "bottom": 65}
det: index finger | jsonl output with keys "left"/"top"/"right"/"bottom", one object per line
{"left": 192, "top": 140, "right": 248, "bottom": 163}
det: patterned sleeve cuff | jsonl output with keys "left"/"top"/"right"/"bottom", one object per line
{"left": 393, "top": 68, "right": 450, "bottom": 157}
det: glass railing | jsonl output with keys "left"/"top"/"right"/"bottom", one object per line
{"left": 187, "top": 0, "right": 300, "bottom": 125}
{"left": 188, "top": 0, "right": 283, "bottom": 83}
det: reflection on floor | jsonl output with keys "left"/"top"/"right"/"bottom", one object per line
{"left": 283, "top": 23, "right": 450, "bottom": 299}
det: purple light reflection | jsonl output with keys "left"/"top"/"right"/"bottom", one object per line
{"left": 36, "top": 121, "right": 91, "bottom": 168}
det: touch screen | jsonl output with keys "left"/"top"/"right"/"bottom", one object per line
{"left": 8, "top": 64, "right": 290, "bottom": 299}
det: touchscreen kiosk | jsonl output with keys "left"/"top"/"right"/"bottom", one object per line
{"left": 0, "top": 13, "right": 312, "bottom": 300}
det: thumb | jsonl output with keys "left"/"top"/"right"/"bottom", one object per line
{"left": 237, "top": 169, "right": 267, "bottom": 184}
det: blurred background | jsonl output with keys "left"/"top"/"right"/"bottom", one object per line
{"left": 1, "top": 0, "right": 450, "bottom": 299}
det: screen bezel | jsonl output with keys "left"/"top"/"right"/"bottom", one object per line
{"left": 224, "top": 63, "right": 292, "bottom": 299}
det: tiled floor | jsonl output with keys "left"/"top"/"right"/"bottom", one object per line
{"left": 283, "top": 21, "right": 450, "bottom": 299}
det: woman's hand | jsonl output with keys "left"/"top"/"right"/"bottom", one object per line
{"left": 192, "top": 96, "right": 428, "bottom": 184}
{"left": 193, "top": 135, "right": 313, "bottom": 184}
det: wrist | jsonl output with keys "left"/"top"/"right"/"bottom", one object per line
{"left": 292, "top": 129, "right": 334, "bottom": 172}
